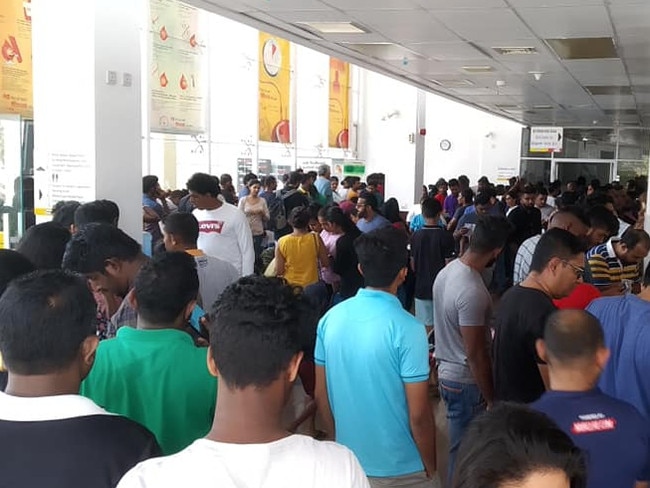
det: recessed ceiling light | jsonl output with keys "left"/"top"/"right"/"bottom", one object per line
{"left": 493, "top": 46, "right": 538, "bottom": 56}
{"left": 585, "top": 85, "right": 632, "bottom": 95}
{"left": 533, "top": 105, "right": 554, "bottom": 110}
{"left": 546, "top": 37, "right": 617, "bottom": 60}
{"left": 295, "top": 22, "right": 367, "bottom": 34}
{"left": 462, "top": 66, "right": 495, "bottom": 73}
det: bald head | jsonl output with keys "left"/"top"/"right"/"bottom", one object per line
{"left": 548, "top": 206, "right": 589, "bottom": 238}
{"left": 544, "top": 310, "right": 605, "bottom": 365}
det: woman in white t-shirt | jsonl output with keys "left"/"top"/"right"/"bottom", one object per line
{"left": 238, "top": 179, "right": 269, "bottom": 271}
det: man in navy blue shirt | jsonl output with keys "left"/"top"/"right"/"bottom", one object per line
{"left": 532, "top": 309, "right": 650, "bottom": 488}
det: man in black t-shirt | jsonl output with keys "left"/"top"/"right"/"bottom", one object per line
{"left": 492, "top": 228, "right": 584, "bottom": 403}
{"left": 507, "top": 185, "right": 542, "bottom": 247}
{"left": 0, "top": 270, "right": 160, "bottom": 488}
{"left": 410, "top": 198, "right": 455, "bottom": 331}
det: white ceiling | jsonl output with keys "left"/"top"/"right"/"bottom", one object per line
{"left": 189, "top": 0, "right": 650, "bottom": 128}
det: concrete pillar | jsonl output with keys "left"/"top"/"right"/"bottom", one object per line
{"left": 32, "top": 0, "right": 144, "bottom": 240}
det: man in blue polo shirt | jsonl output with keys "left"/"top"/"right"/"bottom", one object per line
{"left": 315, "top": 227, "right": 436, "bottom": 487}
{"left": 532, "top": 309, "right": 650, "bottom": 488}
{"left": 587, "top": 263, "right": 650, "bottom": 418}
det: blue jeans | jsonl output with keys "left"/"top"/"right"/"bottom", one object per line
{"left": 439, "top": 379, "right": 486, "bottom": 487}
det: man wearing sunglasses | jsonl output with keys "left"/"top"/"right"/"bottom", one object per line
{"left": 493, "top": 228, "right": 585, "bottom": 404}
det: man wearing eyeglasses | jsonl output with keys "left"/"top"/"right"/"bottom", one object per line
{"left": 492, "top": 228, "right": 585, "bottom": 404}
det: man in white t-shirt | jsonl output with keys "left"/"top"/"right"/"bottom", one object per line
{"left": 187, "top": 173, "right": 254, "bottom": 277}
{"left": 117, "top": 275, "right": 370, "bottom": 488}
{"left": 162, "top": 212, "right": 239, "bottom": 310}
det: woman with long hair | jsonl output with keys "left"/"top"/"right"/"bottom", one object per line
{"left": 275, "top": 206, "right": 329, "bottom": 288}
{"left": 325, "top": 205, "right": 363, "bottom": 304}
{"left": 238, "top": 179, "right": 269, "bottom": 271}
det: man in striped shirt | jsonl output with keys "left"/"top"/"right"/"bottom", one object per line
{"left": 585, "top": 229, "right": 650, "bottom": 296}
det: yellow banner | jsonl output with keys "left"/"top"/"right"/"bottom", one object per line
{"left": 0, "top": 0, "right": 32, "bottom": 117}
{"left": 258, "top": 32, "right": 291, "bottom": 143}
{"left": 328, "top": 58, "right": 349, "bottom": 149}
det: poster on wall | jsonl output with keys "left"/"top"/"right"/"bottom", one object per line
{"left": 328, "top": 58, "right": 349, "bottom": 149}
{"left": 0, "top": 0, "right": 32, "bottom": 118}
{"left": 258, "top": 32, "right": 291, "bottom": 144}
{"left": 150, "top": 0, "right": 207, "bottom": 134}
{"left": 332, "top": 158, "right": 365, "bottom": 180}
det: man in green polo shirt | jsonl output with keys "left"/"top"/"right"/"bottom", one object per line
{"left": 81, "top": 252, "right": 217, "bottom": 454}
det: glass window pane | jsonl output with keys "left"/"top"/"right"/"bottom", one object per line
{"left": 520, "top": 159, "right": 551, "bottom": 185}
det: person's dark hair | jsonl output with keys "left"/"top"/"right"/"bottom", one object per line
{"left": 530, "top": 228, "right": 583, "bottom": 273}
{"left": 0, "top": 250, "right": 35, "bottom": 297}
{"left": 537, "top": 187, "right": 549, "bottom": 197}
{"left": 475, "top": 192, "right": 491, "bottom": 206}
{"left": 620, "top": 228, "right": 650, "bottom": 250}
{"left": 453, "top": 403, "right": 586, "bottom": 488}
{"left": 458, "top": 175, "right": 469, "bottom": 187}
{"left": 470, "top": 216, "right": 511, "bottom": 254}
{"left": 354, "top": 227, "right": 408, "bottom": 288}
{"left": 325, "top": 205, "right": 356, "bottom": 234}
{"left": 100, "top": 200, "right": 120, "bottom": 226}
{"left": 247, "top": 178, "right": 261, "bottom": 188}
{"left": 243, "top": 173, "right": 257, "bottom": 186}
{"left": 366, "top": 173, "right": 382, "bottom": 187}
{"left": 585, "top": 192, "right": 614, "bottom": 209}
{"left": 448, "top": 178, "right": 459, "bottom": 187}
{"left": 307, "top": 202, "right": 323, "bottom": 222}
{"left": 262, "top": 175, "right": 276, "bottom": 187}
{"left": 134, "top": 252, "right": 199, "bottom": 325}
{"left": 522, "top": 184, "right": 537, "bottom": 196}
{"left": 643, "top": 262, "right": 650, "bottom": 287}
{"left": 74, "top": 200, "right": 117, "bottom": 228}
{"left": 558, "top": 192, "right": 578, "bottom": 207}
{"left": 51, "top": 201, "right": 81, "bottom": 229}
{"left": 162, "top": 212, "right": 199, "bottom": 245}
{"left": 331, "top": 175, "right": 339, "bottom": 183}
{"left": 359, "top": 191, "right": 379, "bottom": 211}
{"left": 587, "top": 205, "right": 620, "bottom": 236}
{"left": 210, "top": 275, "right": 318, "bottom": 388}
{"left": 382, "top": 197, "right": 402, "bottom": 223}
{"left": 287, "top": 171, "right": 302, "bottom": 187}
{"left": 62, "top": 223, "right": 141, "bottom": 274}
{"left": 590, "top": 179, "right": 601, "bottom": 190}
{"left": 0, "top": 270, "right": 97, "bottom": 375}
{"left": 556, "top": 205, "right": 590, "bottom": 228}
{"left": 220, "top": 174, "right": 233, "bottom": 186}
{"left": 505, "top": 189, "right": 519, "bottom": 201}
{"left": 436, "top": 177, "right": 447, "bottom": 188}
{"left": 17, "top": 222, "right": 70, "bottom": 270}
{"left": 549, "top": 180, "right": 562, "bottom": 193}
{"left": 288, "top": 206, "right": 311, "bottom": 230}
{"left": 544, "top": 310, "right": 605, "bottom": 364}
{"left": 187, "top": 172, "right": 221, "bottom": 197}
{"left": 143, "top": 175, "right": 159, "bottom": 194}
{"left": 460, "top": 188, "right": 474, "bottom": 205}
{"left": 421, "top": 198, "right": 442, "bottom": 219}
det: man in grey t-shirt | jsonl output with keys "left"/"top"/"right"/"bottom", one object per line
{"left": 433, "top": 215, "right": 510, "bottom": 484}
{"left": 161, "top": 213, "right": 239, "bottom": 310}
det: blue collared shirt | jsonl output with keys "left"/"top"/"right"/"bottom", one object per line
{"left": 315, "top": 288, "right": 430, "bottom": 477}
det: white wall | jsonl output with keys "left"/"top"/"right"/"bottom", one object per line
{"left": 423, "top": 94, "right": 522, "bottom": 190}
{"left": 359, "top": 70, "right": 418, "bottom": 209}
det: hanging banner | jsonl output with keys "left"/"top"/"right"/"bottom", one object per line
{"left": 149, "top": 0, "right": 207, "bottom": 134}
{"left": 328, "top": 58, "right": 349, "bottom": 149}
{"left": 258, "top": 32, "right": 291, "bottom": 144}
{"left": 0, "top": 0, "right": 32, "bottom": 118}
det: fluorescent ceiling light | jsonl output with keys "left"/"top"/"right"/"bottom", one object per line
{"left": 546, "top": 37, "right": 617, "bottom": 60}
{"left": 296, "top": 22, "right": 367, "bottom": 34}
{"left": 493, "top": 46, "right": 538, "bottom": 55}
{"left": 462, "top": 66, "right": 494, "bottom": 73}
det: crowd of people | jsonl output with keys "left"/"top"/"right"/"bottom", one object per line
{"left": 0, "top": 167, "right": 649, "bottom": 488}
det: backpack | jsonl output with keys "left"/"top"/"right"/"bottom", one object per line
{"left": 268, "top": 189, "right": 297, "bottom": 231}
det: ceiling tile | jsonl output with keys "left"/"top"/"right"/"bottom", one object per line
{"left": 241, "top": 0, "right": 328, "bottom": 10}
{"left": 267, "top": 9, "right": 352, "bottom": 23}
{"left": 414, "top": 0, "right": 507, "bottom": 9}
{"left": 609, "top": 4, "right": 650, "bottom": 38}
{"left": 564, "top": 59, "right": 629, "bottom": 85}
{"left": 508, "top": 0, "right": 602, "bottom": 6}
{"left": 405, "top": 42, "right": 489, "bottom": 61}
{"left": 593, "top": 94, "right": 637, "bottom": 109}
{"left": 350, "top": 9, "right": 458, "bottom": 43}
{"left": 197, "top": 0, "right": 256, "bottom": 12}
{"left": 345, "top": 43, "right": 425, "bottom": 61}
{"left": 616, "top": 37, "right": 650, "bottom": 60}
{"left": 517, "top": 5, "right": 612, "bottom": 38}
{"left": 323, "top": 0, "right": 421, "bottom": 9}
{"left": 432, "top": 9, "right": 534, "bottom": 41}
